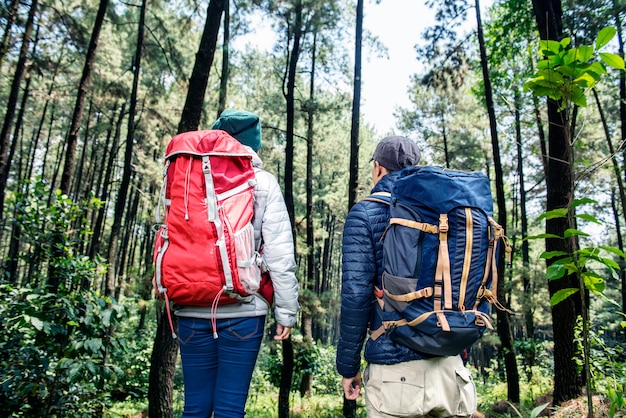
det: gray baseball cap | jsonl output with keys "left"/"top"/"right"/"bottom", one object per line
{"left": 371, "top": 136, "right": 421, "bottom": 171}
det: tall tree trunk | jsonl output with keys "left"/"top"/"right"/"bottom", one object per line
{"left": 150, "top": 1, "right": 224, "bottom": 416}
{"left": 531, "top": 0, "right": 583, "bottom": 404}
{"left": 344, "top": 0, "right": 363, "bottom": 415}
{"left": 0, "top": 0, "right": 38, "bottom": 225}
{"left": 106, "top": 0, "right": 145, "bottom": 298}
{"left": 217, "top": 0, "right": 230, "bottom": 117}
{"left": 475, "top": 0, "right": 520, "bottom": 403}
{"left": 59, "top": 0, "right": 109, "bottom": 196}
{"left": 87, "top": 103, "right": 124, "bottom": 264}
{"left": 283, "top": 0, "right": 302, "bottom": 235}
{"left": 514, "top": 89, "right": 534, "bottom": 340}
{"left": 348, "top": 0, "right": 363, "bottom": 212}
{"left": 4, "top": 73, "right": 32, "bottom": 283}
{"left": 177, "top": 0, "right": 225, "bottom": 133}
{"left": 279, "top": 2, "right": 303, "bottom": 416}
{"left": 49, "top": 0, "right": 109, "bottom": 292}
{"left": 148, "top": 306, "right": 178, "bottom": 418}
{"left": 0, "top": 0, "right": 20, "bottom": 68}
{"left": 593, "top": 88, "right": 626, "bottom": 237}
{"left": 305, "top": 33, "right": 316, "bottom": 294}
{"left": 614, "top": 0, "right": 626, "bottom": 181}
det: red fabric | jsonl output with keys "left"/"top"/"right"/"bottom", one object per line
{"left": 154, "top": 130, "right": 257, "bottom": 306}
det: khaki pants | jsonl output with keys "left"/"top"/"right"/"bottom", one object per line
{"left": 362, "top": 355, "right": 477, "bottom": 418}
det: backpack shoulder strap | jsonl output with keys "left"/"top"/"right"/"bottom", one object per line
{"left": 361, "top": 191, "right": 391, "bottom": 205}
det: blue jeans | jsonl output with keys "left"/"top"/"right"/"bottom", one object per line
{"left": 178, "top": 316, "right": 266, "bottom": 417}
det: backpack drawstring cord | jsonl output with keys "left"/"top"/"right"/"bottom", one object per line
{"left": 163, "top": 292, "right": 177, "bottom": 339}
{"left": 211, "top": 288, "right": 225, "bottom": 339}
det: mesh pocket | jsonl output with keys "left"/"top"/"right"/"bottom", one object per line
{"left": 234, "top": 222, "right": 261, "bottom": 294}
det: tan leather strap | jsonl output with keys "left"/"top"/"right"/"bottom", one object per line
{"left": 369, "top": 326, "right": 386, "bottom": 341}
{"left": 389, "top": 218, "right": 439, "bottom": 234}
{"left": 458, "top": 208, "right": 473, "bottom": 309}
{"left": 383, "top": 287, "right": 433, "bottom": 303}
{"left": 382, "top": 309, "right": 494, "bottom": 331}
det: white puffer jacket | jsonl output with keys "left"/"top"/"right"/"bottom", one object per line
{"left": 175, "top": 150, "right": 300, "bottom": 328}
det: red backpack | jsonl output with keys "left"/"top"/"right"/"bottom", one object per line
{"left": 153, "top": 130, "right": 265, "bottom": 317}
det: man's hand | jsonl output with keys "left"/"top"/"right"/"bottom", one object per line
{"left": 274, "top": 324, "right": 291, "bottom": 340}
{"left": 341, "top": 373, "right": 362, "bottom": 400}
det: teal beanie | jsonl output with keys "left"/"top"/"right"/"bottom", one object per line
{"left": 211, "top": 109, "right": 262, "bottom": 151}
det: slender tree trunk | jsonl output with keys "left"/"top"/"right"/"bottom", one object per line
{"left": 593, "top": 89, "right": 626, "bottom": 234}
{"left": 0, "top": 0, "right": 38, "bottom": 225}
{"left": 106, "top": 0, "right": 145, "bottom": 298}
{"left": 4, "top": 74, "right": 32, "bottom": 282}
{"left": 531, "top": 0, "right": 583, "bottom": 404}
{"left": 279, "top": 3, "right": 302, "bottom": 416}
{"left": 348, "top": 0, "right": 363, "bottom": 212}
{"left": 59, "top": 0, "right": 109, "bottom": 196}
{"left": 0, "top": 0, "right": 20, "bottom": 69}
{"left": 475, "top": 0, "right": 520, "bottom": 402}
{"left": 217, "top": 0, "right": 230, "bottom": 117}
{"left": 87, "top": 104, "right": 124, "bottom": 264}
{"left": 148, "top": 306, "right": 178, "bottom": 418}
{"left": 177, "top": 0, "right": 225, "bottom": 133}
{"left": 283, "top": 0, "right": 302, "bottom": 235}
{"left": 50, "top": 0, "right": 109, "bottom": 292}
{"left": 515, "top": 89, "right": 534, "bottom": 340}
{"left": 150, "top": 1, "right": 224, "bottom": 416}
{"left": 613, "top": 0, "right": 626, "bottom": 181}
{"left": 305, "top": 34, "right": 316, "bottom": 294}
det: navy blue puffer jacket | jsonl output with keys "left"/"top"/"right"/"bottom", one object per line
{"left": 336, "top": 172, "right": 425, "bottom": 379}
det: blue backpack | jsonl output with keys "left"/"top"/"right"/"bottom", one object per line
{"left": 368, "top": 166, "right": 511, "bottom": 356}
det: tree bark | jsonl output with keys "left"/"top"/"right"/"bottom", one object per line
{"left": 59, "top": 0, "right": 109, "bottom": 197}
{"left": 150, "top": 1, "right": 224, "bottom": 415}
{"left": 177, "top": 0, "right": 225, "bottom": 133}
{"left": 531, "top": 0, "right": 583, "bottom": 403}
{"left": 106, "top": 0, "right": 146, "bottom": 298}
{"left": 348, "top": 0, "right": 363, "bottom": 211}
{"left": 0, "top": 0, "right": 20, "bottom": 68}
{"left": 514, "top": 89, "right": 534, "bottom": 340}
{"left": 283, "top": 0, "right": 302, "bottom": 235}
{"left": 0, "top": 0, "right": 38, "bottom": 225}
{"left": 217, "top": 0, "right": 230, "bottom": 117}
{"left": 475, "top": 0, "right": 520, "bottom": 403}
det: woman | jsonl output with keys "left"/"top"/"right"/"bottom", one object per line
{"left": 175, "top": 110, "right": 300, "bottom": 417}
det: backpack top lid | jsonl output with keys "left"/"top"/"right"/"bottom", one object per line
{"left": 394, "top": 166, "right": 494, "bottom": 216}
{"left": 163, "top": 130, "right": 255, "bottom": 196}
{"left": 165, "top": 129, "right": 253, "bottom": 158}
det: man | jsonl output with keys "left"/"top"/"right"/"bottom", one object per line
{"left": 336, "top": 135, "right": 477, "bottom": 418}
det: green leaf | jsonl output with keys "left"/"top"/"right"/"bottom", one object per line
{"left": 525, "top": 233, "right": 562, "bottom": 240}
{"left": 546, "top": 263, "right": 566, "bottom": 280}
{"left": 531, "top": 403, "right": 551, "bottom": 418}
{"left": 586, "top": 61, "right": 607, "bottom": 77}
{"left": 540, "top": 250, "right": 569, "bottom": 259}
{"left": 560, "top": 37, "right": 572, "bottom": 49}
{"left": 600, "top": 245, "right": 626, "bottom": 259}
{"left": 599, "top": 257, "right": 620, "bottom": 270}
{"left": 574, "top": 213, "right": 601, "bottom": 224}
{"left": 30, "top": 316, "right": 44, "bottom": 331}
{"left": 563, "top": 49, "right": 579, "bottom": 66}
{"left": 550, "top": 288, "right": 579, "bottom": 306}
{"left": 571, "top": 86, "right": 588, "bottom": 107}
{"left": 576, "top": 45, "right": 594, "bottom": 63}
{"left": 574, "top": 72, "right": 597, "bottom": 88}
{"left": 564, "top": 228, "right": 589, "bottom": 238}
{"left": 599, "top": 52, "right": 625, "bottom": 70}
{"left": 596, "top": 27, "right": 616, "bottom": 50}
{"left": 538, "top": 208, "right": 568, "bottom": 221}
{"left": 582, "top": 272, "right": 605, "bottom": 293}
{"left": 572, "top": 197, "right": 597, "bottom": 207}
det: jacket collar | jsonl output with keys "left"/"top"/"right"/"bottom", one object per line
{"left": 370, "top": 170, "right": 401, "bottom": 194}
